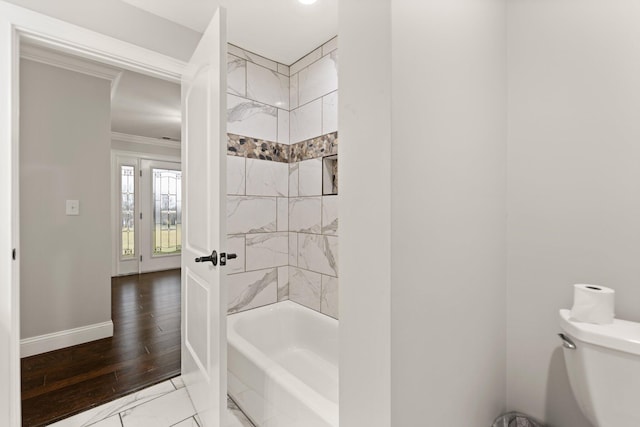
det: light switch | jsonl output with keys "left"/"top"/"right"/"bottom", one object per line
{"left": 66, "top": 200, "right": 80, "bottom": 216}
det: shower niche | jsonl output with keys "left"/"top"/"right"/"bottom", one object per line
{"left": 322, "top": 154, "right": 338, "bottom": 196}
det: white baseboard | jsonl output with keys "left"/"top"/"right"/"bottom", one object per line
{"left": 20, "top": 321, "right": 114, "bottom": 358}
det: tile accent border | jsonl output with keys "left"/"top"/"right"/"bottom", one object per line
{"left": 228, "top": 132, "right": 338, "bottom": 164}
{"left": 289, "top": 132, "right": 338, "bottom": 162}
{"left": 227, "top": 133, "right": 288, "bottom": 163}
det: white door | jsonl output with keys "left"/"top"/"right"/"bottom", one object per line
{"left": 181, "top": 7, "right": 227, "bottom": 427}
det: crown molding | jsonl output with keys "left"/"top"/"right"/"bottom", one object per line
{"left": 21, "top": 43, "right": 123, "bottom": 83}
{"left": 112, "top": 132, "right": 181, "bottom": 149}
{"left": 18, "top": 31, "right": 184, "bottom": 84}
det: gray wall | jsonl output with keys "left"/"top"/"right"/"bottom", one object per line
{"left": 390, "top": 0, "right": 507, "bottom": 425}
{"left": 20, "top": 59, "right": 112, "bottom": 339}
{"left": 507, "top": 1, "right": 640, "bottom": 426}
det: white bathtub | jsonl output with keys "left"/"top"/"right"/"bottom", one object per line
{"left": 227, "top": 301, "right": 339, "bottom": 427}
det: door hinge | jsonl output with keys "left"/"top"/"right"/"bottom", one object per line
{"left": 140, "top": 255, "right": 143, "bottom": 262}
{"left": 12, "top": 248, "right": 16, "bottom": 260}
{"left": 140, "top": 212, "right": 142, "bottom": 220}
{"left": 140, "top": 170, "right": 142, "bottom": 177}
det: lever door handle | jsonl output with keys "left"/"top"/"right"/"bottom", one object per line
{"left": 194, "top": 251, "right": 237, "bottom": 266}
{"left": 195, "top": 250, "right": 218, "bottom": 266}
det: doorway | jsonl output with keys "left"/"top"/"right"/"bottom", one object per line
{"left": 18, "top": 41, "right": 184, "bottom": 426}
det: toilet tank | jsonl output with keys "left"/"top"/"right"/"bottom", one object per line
{"left": 559, "top": 309, "right": 640, "bottom": 427}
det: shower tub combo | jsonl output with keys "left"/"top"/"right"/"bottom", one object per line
{"left": 227, "top": 301, "right": 339, "bottom": 427}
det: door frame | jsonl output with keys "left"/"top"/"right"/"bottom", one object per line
{"left": 0, "top": 3, "right": 186, "bottom": 425}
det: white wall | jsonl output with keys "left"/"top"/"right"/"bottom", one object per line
{"left": 507, "top": 1, "right": 640, "bottom": 426}
{"left": 339, "top": 0, "right": 391, "bottom": 426}
{"left": 20, "top": 60, "right": 112, "bottom": 340}
{"left": 2, "top": 0, "right": 200, "bottom": 61}
{"left": 341, "top": 0, "right": 507, "bottom": 424}
{"left": 389, "top": 0, "right": 507, "bottom": 425}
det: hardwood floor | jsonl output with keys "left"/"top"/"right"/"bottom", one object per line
{"left": 21, "top": 269, "right": 182, "bottom": 427}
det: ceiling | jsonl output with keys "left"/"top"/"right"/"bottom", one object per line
{"left": 21, "top": 43, "right": 181, "bottom": 141}
{"left": 111, "top": 70, "right": 181, "bottom": 140}
{"left": 119, "top": 0, "right": 338, "bottom": 65}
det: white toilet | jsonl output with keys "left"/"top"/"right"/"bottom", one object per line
{"left": 559, "top": 309, "right": 640, "bottom": 427}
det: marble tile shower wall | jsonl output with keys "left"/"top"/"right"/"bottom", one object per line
{"left": 227, "top": 44, "right": 290, "bottom": 144}
{"left": 226, "top": 40, "right": 339, "bottom": 319}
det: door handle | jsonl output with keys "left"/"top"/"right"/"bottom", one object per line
{"left": 194, "top": 251, "right": 237, "bottom": 266}
{"left": 195, "top": 250, "right": 218, "bottom": 266}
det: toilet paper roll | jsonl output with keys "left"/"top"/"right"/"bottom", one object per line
{"left": 570, "top": 284, "right": 615, "bottom": 324}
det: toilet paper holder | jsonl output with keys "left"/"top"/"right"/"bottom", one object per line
{"left": 558, "top": 333, "right": 576, "bottom": 350}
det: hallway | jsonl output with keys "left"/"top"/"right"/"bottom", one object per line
{"left": 21, "top": 269, "right": 181, "bottom": 426}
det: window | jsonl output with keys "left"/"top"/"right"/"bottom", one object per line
{"left": 121, "top": 165, "right": 135, "bottom": 257}
{"left": 152, "top": 168, "right": 182, "bottom": 255}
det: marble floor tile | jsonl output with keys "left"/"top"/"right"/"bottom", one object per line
{"left": 172, "top": 417, "right": 200, "bottom": 427}
{"left": 120, "top": 388, "right": 196, "bottom": 427}
{"left": 227, "top": 397, "right": 256, "bottom": 427}
{"left": 171, "top": 376, "right": 185, "bottom": 390}
{"left": 48, "top": 378, "right": 255, "bottom": 427}
{"left": 91, "top": 415, "right": 123, "bottom": 427}
{"left": 48, "top": 381, "right": 175, "bottom": 427}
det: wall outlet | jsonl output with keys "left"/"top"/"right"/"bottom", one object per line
{"left": 66, "top": 200, "right": 80, "bottom": 216}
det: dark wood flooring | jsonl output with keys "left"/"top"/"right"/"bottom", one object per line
{"left": 21, "top": 269, "right": 182, "bottom": 427}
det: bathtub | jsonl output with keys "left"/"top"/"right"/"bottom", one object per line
{"left": 227, "top": 301, "right": 339, "bottom": 427}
